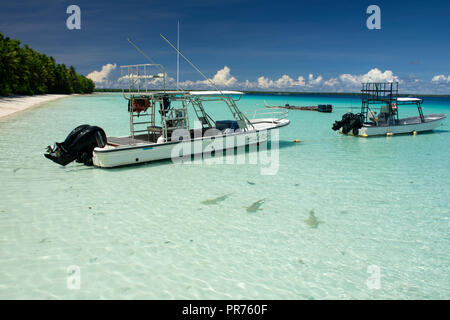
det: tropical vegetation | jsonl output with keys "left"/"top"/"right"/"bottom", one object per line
{"left": 0, "top": 32, "right": 94, "bottom": 96}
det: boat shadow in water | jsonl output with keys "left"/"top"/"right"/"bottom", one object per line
{"left": 63, "top": 166, "right": 96, "bottom": 172}
{"left": 418, "top": 128, "right": 449, "bottom": 135}
{"left": 361, "top": 128, "right": 449, "bottom": 139}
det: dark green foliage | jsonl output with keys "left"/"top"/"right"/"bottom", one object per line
{"left": 0, "top": 32, "right": 95, "bottom": 96}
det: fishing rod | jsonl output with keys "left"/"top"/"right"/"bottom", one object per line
{"left": 127, "top": 38, "right": 159, "bottom": 65}
{"left": 160, "top": 33, "right": 224, "bottom": 96}
{"left": 160, "top": 33, "right": 254, "bottom": 130}
{"left": 126, "top": 38, "right": 167, "bottom": 90}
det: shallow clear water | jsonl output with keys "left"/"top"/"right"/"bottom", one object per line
{"left": 0, "top": 93, "right": 449, "bottom": 299}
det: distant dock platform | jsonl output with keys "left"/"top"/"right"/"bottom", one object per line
{"left": 266, "top": 104, "right": 333, "bottom": 113}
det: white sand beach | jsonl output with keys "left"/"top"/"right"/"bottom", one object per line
{"left": 0, "top": 94, "right": 69, "bottom": 119}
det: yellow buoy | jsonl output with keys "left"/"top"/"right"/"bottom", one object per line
{"left": 361, "top": 134, "right": 368, "bottom": 138}
{"left": 293, "top": 139, "right": 301, "bottom": 143}
{"left": 413, "top": 131, "right": 418, "bottom": 136}
{"left": 386, "top": 132, "right": 394, "bottom": 136}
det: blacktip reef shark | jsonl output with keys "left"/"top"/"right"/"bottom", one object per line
{"left": 201, "top": 194, "right": 231, "bottom": 205}
{"left": 246, "top": 199, "right": 266, "bottom": 213}
{"left": 304, "top": 209, "right": 323, "bottom": 228}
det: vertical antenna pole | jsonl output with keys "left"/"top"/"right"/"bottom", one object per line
{"left": 160, "top": 33, "right": 223, "bottom": 94}
{"left": 177, "top": 21, "right": 180, "bottom": 88}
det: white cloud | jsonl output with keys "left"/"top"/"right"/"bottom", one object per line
{"left": 178, "top": 79, "right": 196, "bottom": 88}
{"left": 256, "top": 75, "right": 305, "bottom": 89}
{"left": 275, "top": 75, "right": 294, "bottom": 87}
{"left": 210, "top": 66, "right": 237, "bottom": 86}
{"left": 324, "top": 78, "right": 339, "bottom": 87}
{"left": 87, "top": 63, "right": 117, "bottom": 83}
{"left": 275, "top": 75, "right": 306, "bottom": 88}
{"left": 340, "top": 68, "right": 399, "bottom": 86}
{"left": 339, "top": 73, "right": 359, "bottom": 85}
{"left": 253, "top": 70, "right": 399, "bottom": 91}
{"left": 296, "top": 76, "right": 306, "bottom": 86}
{"left": 116, "top": 72, "right": 175, "bottom": 90}
{"left": 243, "top": 79, "right": 255, "bottom": 89}
{"left": 177, "top": 66, "right": 237, "bottom": 89}
{"left": 257, "top": 76, "right": 274, "bottom": 89}
{"left": 308, "top": 73, "right": 323, "bottom": 85}
{"left": 148, "top": 73, "right": 173, "bottom": 86}
{"left": 89, "top": 63, "right": 450, "bottom": 94}
{"left": 431, "top": 75, "right": 450, "bottom": 83}
{"left": 191, "top": 66, "right": 237, "bottom": 87}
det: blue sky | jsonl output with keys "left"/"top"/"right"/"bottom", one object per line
{"left": 1, "top": 0, "right": 449, "bottom": 93}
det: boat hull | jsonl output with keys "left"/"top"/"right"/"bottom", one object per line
{"left": 340, "top": 114, "right": 446, "bottom": 137}
{"left": 92, "top": 119, "right": 289, "bottom": 168}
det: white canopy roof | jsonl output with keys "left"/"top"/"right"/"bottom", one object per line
{"left": 397, "top": 97, "right": 423, "bottom": 102}
{"left": 189, "top": 90, "right": 244, "bottom": 96}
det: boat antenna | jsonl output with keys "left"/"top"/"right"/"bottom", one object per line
{"left": 160, "top": 33, "right": 223, "bottom": 95}
{"left": 177, "top": 21, "right": 180, "bottom": 88}
{"left": 127, "top": 38, "right": 158, "bottom": 66}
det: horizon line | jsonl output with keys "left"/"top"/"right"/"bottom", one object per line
{"left": 92, "top": 89, "right": 450, "bottom": 98}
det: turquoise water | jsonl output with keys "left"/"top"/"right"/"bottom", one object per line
{"left": 0, "top": 93, "right": 449, "bottom": 299}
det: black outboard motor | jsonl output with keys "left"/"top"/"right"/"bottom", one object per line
{"left": 44, "top": 125, "right": 107, "bottom": 166}
{"left": 332, "top": 112, "right": 352, "bottom": 131}
{"left": 332, "top": 112, "right": 364, "bottom": 135}
{"left": 348, "top": 113, "right": 364, "bottom": 135}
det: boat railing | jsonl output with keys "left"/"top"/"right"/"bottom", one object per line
{"left": 245, "top": 108, "right": 289, "bottom": 123}
{"left": 120, "top": 63, "right": 166, "bottom": 99}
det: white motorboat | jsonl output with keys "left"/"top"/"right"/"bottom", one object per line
{"left": 45, "top": 35, "right": 290, "bottom": 168}
{"left": 92, "top": 86, "right": 289, "bottom": 167}
{"left": 332, "top": 82, "right": 446, "bottom": 137}
{"left": 45, "top": 65, "right": 289, "bottom": 167}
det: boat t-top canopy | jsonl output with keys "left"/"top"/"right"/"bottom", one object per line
{"left": 360, "top": 82, "right": 427, "bottom": 124}
{"left": 396, "top": 97, "right": 423, "bottom": 103}
{"left": 189, "top": 90, "right": 244, "bottom": 96}
{"left": 124, "top": 90, "right": 244, "bottom": 98}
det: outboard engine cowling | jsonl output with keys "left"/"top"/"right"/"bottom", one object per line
{"left": 332, "top": 112, "right": 352, "bottom": 131}
{"left": 44, "top": 125, "right": 107, "bottom": 166}
{"left": 332, "top": 112, "right": 364, "bottom": 135}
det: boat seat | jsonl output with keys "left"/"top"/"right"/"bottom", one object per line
{"left": 147, "top": 126, "right": 162, "bottom": 142}
{"left": 215, "top": 120, "right": 239, "bottom": 131}
{"left": 147, "top": 126, "right": 162, "bottom": 133}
